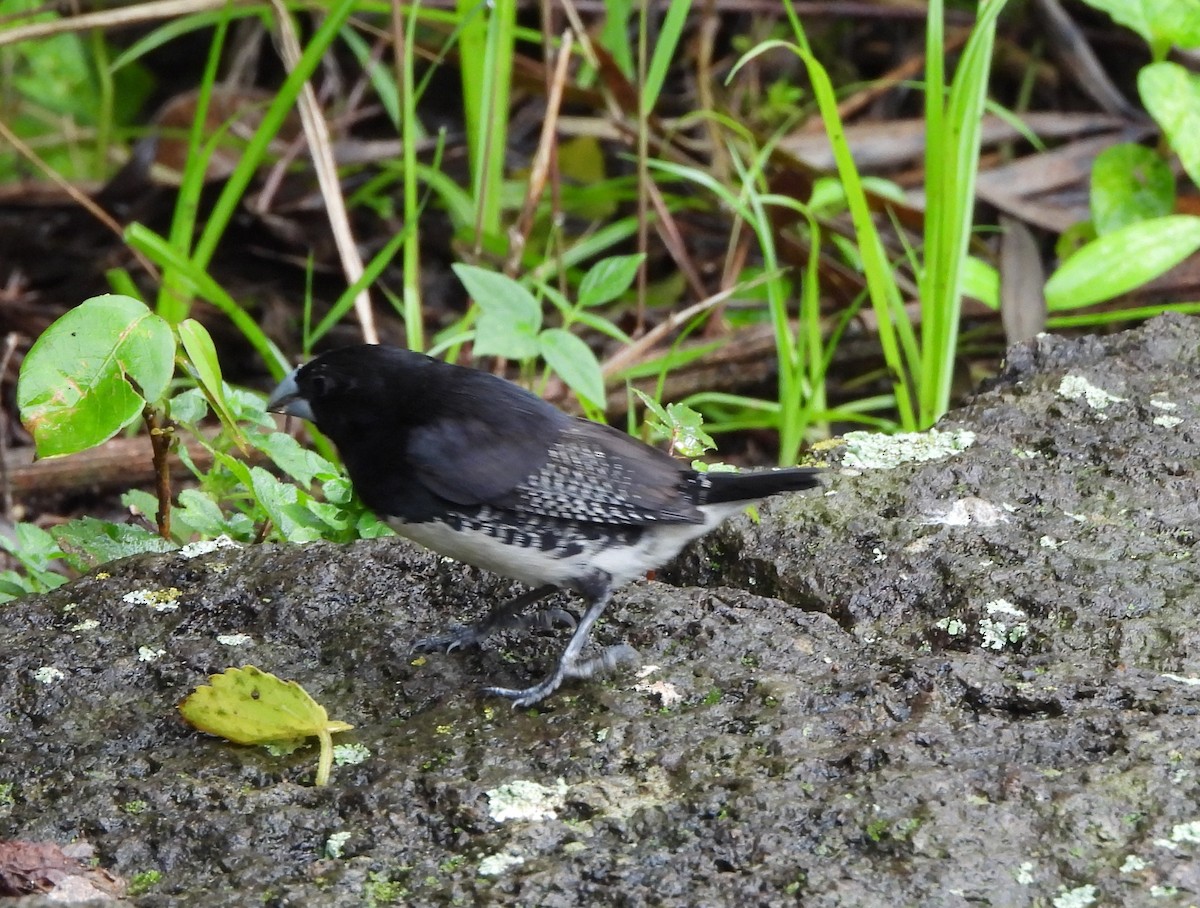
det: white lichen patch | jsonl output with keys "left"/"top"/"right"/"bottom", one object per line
{"left": 70, "top": 618, "right": 100, "bottom": 632}
{"left": 1014, "top": 861, "right": 1036, "bottom": 884}
{"left": 986, "top": 599, "right": 1026, "bottom": 618}
{"left": 1058, "top": 375, "right": 1125, "bottom": 413}
{"left": 137, "top": 647, "right": 165, "bottom": 662}
{"left": 216, "top": 633, "right": 253, "bottom": 646}
{"left": 979, "top": 599, "right": 1029, "bottom": 650}
{"left": 1120, "top": 854, "right": 1147, "bottom": 873}
{"left": 1149, "top": 398, "right": 1178, "bottom": 411}
{"left": 633, "top": 678, "right": 683, "bottom": 708}
{"left": 333, "top": 743, "right": 371, "bottom": 766}
{"left": 34, "top": 666, "right": 64, "bottom": 684}
{"left": 1170, "top": 820, "right": 1200, "bottom": 844}
{"left": 325, "top": 830, "right": 351, "bottom": 859}
{"left": 478, "top": 852, "right": 525, "bottom": 876}
{"left": 1053, "top": 884, "right": 1096, "bottom": 908}
{"left": 840, "top": 428, "right": 976, "bottom": 470}
{"left": 1154, "top": 415, "right": 1183, "bottom": 428}
{"left": 924, "top": 497, "right": 1010, "bottom": 527}
{"left": 1040, "top": 536, "right": 1061, "bottom": 549}
{"left": 179, "top": 535, "right": 241, "bottom": 559}
{"left": 486, "top": 778, "right": 568, "bottom": 823}
{"left": 122, "top": 587, "right": 183, "bottom": 611}
{"left": 936, "top": 617, "right": 966, "bottom": 636}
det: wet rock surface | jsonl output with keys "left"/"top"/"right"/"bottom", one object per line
{"left": 5, "top": 314, "right": 1200, "bottom": 906}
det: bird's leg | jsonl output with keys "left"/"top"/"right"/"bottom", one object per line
{"left": 412, "top": 584, "right": 569, "bottom": 653}
{"left": 485, "top": 573, "right": 636, "bottom": 707}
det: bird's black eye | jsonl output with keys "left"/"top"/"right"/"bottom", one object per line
{"left": 306, "top": 368, "right": 334, "bottom": 398}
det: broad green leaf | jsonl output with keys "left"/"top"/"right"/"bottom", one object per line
{"left": 1090, "top": 143, "right": 1175, "bottom": 234}
{"left": 1044, "top": 215, "right": 1200, "bottom": 310}
{"left": 961, "top": 256, "right": 1000, "bottom": 310}
{"left": 1079, "top": 0, "right": 1200, "bottom": 56}
{"left": 0, "top": 522, "right": 67, "bottom": 577}
{"left": 120, "top": 489, "right": 162, "bottom": 525}
{"left": 12, "top": 32, "right": 96, "bottom": 120}
{"left": 18, "top": 295, "right": 175, "bottom": 457}
{"left": 178, "top": 665, "right": 354, "bottom": 786}
{"left": 246, "top": 465, "right": 321, "bottom": 543}
{"left": 167, "top": 387, "right": 209, "bottom": 425}
{"left": 52, "top": 517, "right": 176, "bottom": 570}
{"left": 175, "top": 488, "right": 234, "bottom": 538}
{"left": 1139, "top": 62, "right": 1200, "bottom": 187}
{"left": 178, "top": 319, "right": 245, "bottom": 447}
{"left": 262, "top": 431, "right": 339, "bottom": 486}
{"left": 538, "top": 329, "right": 605, "bottom": 408}
{"left": 452, "top": 264, "right": 541, "bottom": 360}
{"left": 578, "top": 254, "right": 645, "bottom": 308}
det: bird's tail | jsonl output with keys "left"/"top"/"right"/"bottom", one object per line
{"left": 701, "top": 467, "right": 824, "bottom": 505}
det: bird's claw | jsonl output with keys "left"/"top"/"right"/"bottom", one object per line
{"left": 484, "top": 643, "right": 638, "bottom": 708}
{"left": 413, "top": 605, "right": 577, "bottom": 656}
{"left": 412, "top": 624, "right": 484, "bottom": 654}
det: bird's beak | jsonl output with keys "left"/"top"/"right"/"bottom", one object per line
{"left": 266, "top": 368, "right": 315, "bottom": 421}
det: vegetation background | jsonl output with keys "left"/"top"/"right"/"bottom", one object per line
{"left": 0, "top": 0, "right": 1198, "bottom": 594}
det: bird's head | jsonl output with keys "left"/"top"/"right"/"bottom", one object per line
{"left": 267, "top": 344, "right": 438, "bottom": 442}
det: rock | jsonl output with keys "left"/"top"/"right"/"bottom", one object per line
{"left": 4, "top": 315, "right": 1200, "bottom": 906}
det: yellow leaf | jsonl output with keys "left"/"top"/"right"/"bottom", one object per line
{"left": 178, "top": 665, "right": 352, "bottom": 746}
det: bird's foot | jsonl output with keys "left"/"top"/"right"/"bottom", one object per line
{"left": 413, "top": 606, "right": 577, "bottom": 654}
{"left": 412, "top": 623, "right": 485, "bottom": 653}
{"left": 484, "top": 643, "right": 638, "bottom": 707}
{"left": 411, "top": 585, "right": 567, "bottom": 654}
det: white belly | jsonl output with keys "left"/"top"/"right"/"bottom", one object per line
{"left": 389, "top": 502, "right": 743, "bottom": 591}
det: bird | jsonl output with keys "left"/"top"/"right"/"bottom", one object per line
{"left": 267, "top": 344, "right": 823, "bottom": 706}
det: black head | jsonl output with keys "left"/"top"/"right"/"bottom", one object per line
{"left": 266, "top": 345, "right": 444, "bottom": 443}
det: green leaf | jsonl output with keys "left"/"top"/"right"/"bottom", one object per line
{"left": 52, "top": 518, "right": 176, "bottom": 570}
{"left": 0, "top": 523, "right": 69, "bottom": 588}
{"left": 178, "top": 665, "right": 354, "bottom": 786}
{"left": 663, "top": 401, "right": 715, "bottom": 458}
{"left": 633, "top": 388, "right": 672, "bottom": 429}
{"left": 961, "top": 256, "right": 1000, "bottom": 310}
{"left": 17, "top": 295, "right": 176, "bottom": 457}
{"left": 246, "top": 465, "right": 321, "bottom": 543}
{"left": 1078, "top": 0, "right": 1200, "bottom": 56}
{"left": 1090, "top": 143, "right": 1175, "bottom": 234}
{"left": 538, "top": 329, "right": 605, "bottom": 408}
{"left": 1139, "top": 62, "right": 1200, "bottom": 187}
{"left": 175, "top": 488, "right": 240, "bottom": 539}
{"left": 262, "top": 432, "right": 339, "bottom": 487}
{"left": 178, "top": 318, "right": 245, "bottom": 446}
{"left": 452, "top": 264, "right": 541, "bottom": 360}
{"left": 633, "top": 389, "right": 714, "bottom": 457}
{"left": 577, "top": 254, "right": 645, "bottom": 308}
{"left": 121, "top": 489, "right": 162, "bottom": 525}
{"left": 168, "top": 387, "right": 210, "bottom": 425}
{"left": 1044, "top": 215, "right": 1200, "bottom": 311}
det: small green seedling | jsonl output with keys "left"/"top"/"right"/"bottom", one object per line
{"left": 178, "top": 665, "right": 354, "bottom": 786}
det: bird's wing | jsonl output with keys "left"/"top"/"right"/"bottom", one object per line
{"left": 407, "top": 411, "right": 702, "bottom": 525}
{"left": 405, "top": 395, "right": 566, "bottom": 505}
{"left": 491, "top": 421, "right": 704, "bottom": 525}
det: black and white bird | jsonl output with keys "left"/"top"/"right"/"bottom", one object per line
{"left": 267, "top": 344, "right": 822, "bottom": 706}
